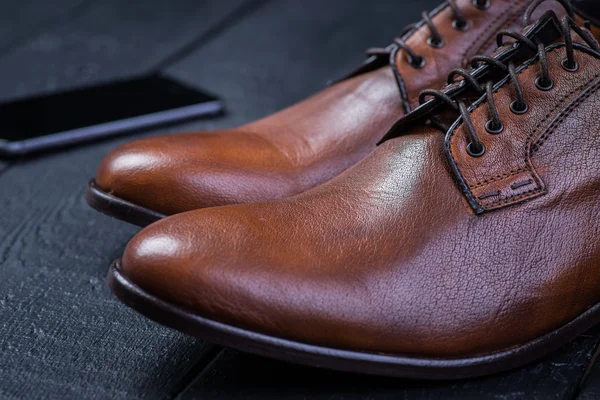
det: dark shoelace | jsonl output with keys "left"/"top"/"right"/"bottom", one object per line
{"left": 524, "top": 0, "right": 574, "bottom": 25}
{"left": 367, "top": 0, "right": 479, "bottom": 69}
{"left": 366, "top": 0, "right": 576, "bottom": 72}
{"left": 418, "top": 15, "right": 599, "bottom": 158}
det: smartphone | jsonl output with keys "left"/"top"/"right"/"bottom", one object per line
{"left": 0, "top": 74, "right": 223, "bottom": 156}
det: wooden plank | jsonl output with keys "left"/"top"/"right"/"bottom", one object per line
{"left": 2, "top": 0, "right": 596, "bottom": 398}
{"left": 0, "top": 0, "right": 264, "bottom": 398}
{"left": 0, "top": 0, "right": 426, "bottom": 396}
{"left": 0, "top": 0, "right": 258, "bottom": 102}
{"left": 180, "top": 328, "right": 600, "bottom": 400}
{"left": 0, "top": 0, "right": 93, "bottom": 179}
{"left": 165, "top": 0, "right": 440, "bottom": 122}
{"left": 0, "top": 0, "right": 400, "bottom": 396}
{"left": 574, "top": 340, "right": 600, "bottom": 399}
{"left": 0, "top": 145, "right": 222, "bottom": 399}
{"left": 0, "top": 0, "right": 92, "bottom": 55}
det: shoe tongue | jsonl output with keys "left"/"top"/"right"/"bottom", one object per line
{"left": 378, "top": 11, "right": 566, "bottom": 144}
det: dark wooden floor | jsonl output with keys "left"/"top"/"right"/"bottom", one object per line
{"left": 2, "top": 1, "right": 600, "bottom": 398}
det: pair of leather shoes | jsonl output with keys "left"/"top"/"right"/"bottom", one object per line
{"left": 88, "top": 0, "right": 600, "bottom": 379}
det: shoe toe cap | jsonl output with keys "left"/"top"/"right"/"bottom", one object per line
{"left": 116, "top": 207, "right": 403, "bottom": 354}
{"left": 94, "top": 131, "right": 302, "bottom": 215}
{"left": 95, "top": 136, "right": 197, "bottom": 215}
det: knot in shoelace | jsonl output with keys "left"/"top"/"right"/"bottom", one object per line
{"left": 418, "top": 15, "right": 599, "bottom": 158}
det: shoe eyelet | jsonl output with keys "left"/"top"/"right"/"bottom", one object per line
{"left": 409, "top": 56, "right": 426, "bottom": 69}
{"left": 473, "top": 0, "right": 490, "bottom": 10}
{"left": 427, "top": 37, "right": 445, "bottom": 49}
{"left": 467, "top": 142, "right": 486, "bottom": 157}
{"left": 452, "top": 19, "right": 470, "bottom": 31}
{"left": 534, "top": 76, "right": 554, "bottom": 91}
{"left": 485, "top": 120, "right": 504, "bottom": 134}
{"left": 561, "top": 59, "right": 579, "bottom": 72}
{"left": 510, "top": 100, "right": 529, "bottom": 115}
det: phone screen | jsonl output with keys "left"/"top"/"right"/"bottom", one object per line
{"left": 0, "top": 75, "right": 219, "bottom": 143}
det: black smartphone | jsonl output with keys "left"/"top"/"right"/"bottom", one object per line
{"left": 0, "top": 75, "right": 223, "bottom": 156}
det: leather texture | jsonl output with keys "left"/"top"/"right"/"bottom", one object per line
{"left": 448, "top": 43, "right": 600, "bottom": 212}
{"left": 94, "top": 0, "right": 597, "bottom": 216}
{"left": 118, "top": 25, "right": 600, "bottom": 359}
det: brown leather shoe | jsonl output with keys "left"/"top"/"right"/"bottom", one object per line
{"left": 86, "top": 0, "right": 596, "bottom": 227}
{"left": 108, "top": 14, "right": 600, "bottom": 379}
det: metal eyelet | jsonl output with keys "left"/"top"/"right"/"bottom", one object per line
{"left": 510, "top": 100, "right": 529, "bottom": 115}
{"left": 473, "top": 0, "right": 490, "bottom": 10}
{"left": 427, "top": 37, "right": 445, "bottom": 49}
{"left": 485, "top": 120, "right": 504, "bottom": 134}
{"left": 467, "top": 142, "right": 486, "bottom": 157}
{"left": 535, "top": 76, "right": 554, "bottom": 91}
{"left": 409, "top": 56, "right": 426, "bottom": 69}
{"left": 561, "top": 59, "right": 579, "bottom": 72}
{"left": 452, "top": 19, "right": 470, "bottom": 31}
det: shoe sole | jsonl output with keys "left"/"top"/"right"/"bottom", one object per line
{"left": 107, "top": 260, "right": 600, "bottom": 380}
{"left": 85, "top": 179, "right": 165, "bottom": 227}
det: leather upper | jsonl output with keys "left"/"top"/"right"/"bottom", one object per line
{"left": 449, "top": 42, "right": 600, "bottom": 212}
{"left": 119, "top": 26, "right": 600, "bottom": 358}
{"left": 96, "top": 67, "right": 400, "bottom": 214}
{"left": 95, "top": 0, "right": 588, "bottom": 216}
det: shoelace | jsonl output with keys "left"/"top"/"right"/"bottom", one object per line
{"left": 367, "top": 0, "right": 478, "bottom": 69}
{"left": 366, "top": 0, "right": 576, "bottom": 74}
{"left": 419, "top": 15, "right": 599, "bottom": 157}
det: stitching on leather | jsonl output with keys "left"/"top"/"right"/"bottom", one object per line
{"left": 486, "top": 70, "right": 600, "bottom": 206}
{"left": 461, "top": 7, "right": 504, "bottom": 65}
{"left": 463, "top": 0, "right": 528, "bottom": 65}
{"left": 391, "top": 46, "right": 412, "bottom": 113}
{"left": 407, "top": 0, "right": 525, "bottom": 107}
{"left": 469, "top": 60, "right": 600, "bottom": 189}
{"left": 449, "top": 46, "right": 600, "bottom": 212}
{"left": 524, "top": 72, "right": 600, "bottom": 152}
{"left": 396, "top": 4, "right": 453, "bottom": 112}
{"left": 448, "top": 55, "right": 526, "bottom": 191}
{"left": 470, "top": 167, "right": 528, "bottom": 189}
{"left": 532, "top": 78, "right": 600, "bottom": 152}
{"left": 485, "top": 187, "right": 544, "bottom": 206}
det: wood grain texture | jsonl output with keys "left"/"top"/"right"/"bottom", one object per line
{"left": 0, "top": 140, "right": 225, "bottom": 400}
{"left": 164, "top": 0, "right": 441, "bottom": 123}
{"left": 0, "top": 1, "right": 261, "bottom": 399}
{"left": 3, "top": 0, "right": 600, "bottom": 398}
{"left": 0, "top": 0, "right": 258, "bottom": 102}
{"left": 0, "top": 162, "right": 9, "bottom": 177}
{"left": 0, "top": 0, "right": 95, "bottom": 176}
{"left": 0, "top": 0, "right": 93, "bottom": 56}
{"left": 0, "top": 0, "right": 422, "bottom": 397}
{"left": 180, "top": 327, "right": 600, "bottom": 400}
{"left": 575, "top": 342, "right": 600, "bottom": 399}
